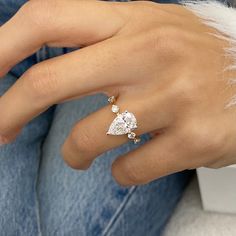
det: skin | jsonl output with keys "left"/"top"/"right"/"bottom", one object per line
{"left": 0, "top": 0, "right": 236, "bottom": 186}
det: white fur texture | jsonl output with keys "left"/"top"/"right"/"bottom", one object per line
{"left": 181, "top": 0, "right": 236, "bottom": 107}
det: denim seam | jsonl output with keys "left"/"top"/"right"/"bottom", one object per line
{"left": 102, "top": 186, "right": 138, "bottom": 236}
{"left": 35, "top": 181, "right": 42, "bottom": 236}
{"left": 34, "top": 160, "right": 43, "bottom": 236}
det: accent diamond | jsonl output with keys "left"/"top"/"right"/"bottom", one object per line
{"left": 108, "top": 96, "right": 116, "bottom": 104}
{"left": 134, "top": 137, "right": 141, "bottom": 144}
{"left": 128, "top": 132, "right": 136, "bottom": 139}
{"left": 107, "top": 111, "right": 137, "bottom": 135}
{"left": 111, "top": 105, "right": 119, "bottom": 113}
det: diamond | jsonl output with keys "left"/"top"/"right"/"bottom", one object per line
{"left": 111, "top": 105, "right": 119, "bottom": 113}
{"left": 134, "top": 137, "right": 141, "bottom": 144}
{"left": 107, "top": 111, "right": 137, "bottom": 135}
{"left": 108, "top": 96, "right": 116, "bottom": 104}
{"left": 123, "top": 111, "right": 137, "bottom": 130}
{"left": 128, "top": 132, "right": 136, "bottom": 139}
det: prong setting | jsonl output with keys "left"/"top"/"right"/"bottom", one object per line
{"left": 107, "top": 96, "right": 140, "bottom": 144}
{"left": 111, "top": 105, "right": 119, "bottom": 113}
{"left": 108, "top": 96, "right": 116, "bottom": 104}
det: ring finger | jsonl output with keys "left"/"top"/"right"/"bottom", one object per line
{"left": 62, "top": 93, "right": 173, "bottom": 170}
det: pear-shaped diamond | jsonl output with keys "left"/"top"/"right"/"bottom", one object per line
{"left": 107, "top": 111, "right": 137, "bottom": 135}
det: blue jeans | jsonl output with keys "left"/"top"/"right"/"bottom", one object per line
{"left": 0, "top": 1, "right": 192, "bottom": 235}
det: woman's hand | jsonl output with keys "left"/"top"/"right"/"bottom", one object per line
{"left": 0, "top": 0, "right": 236, "bottom": 186}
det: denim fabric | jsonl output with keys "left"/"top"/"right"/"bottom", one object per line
{"left": 0, "top": 1, "right": 192, "bottom": 235}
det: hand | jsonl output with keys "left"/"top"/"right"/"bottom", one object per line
{"left": 0, "top": 0, "right": 235, "bottom": 186}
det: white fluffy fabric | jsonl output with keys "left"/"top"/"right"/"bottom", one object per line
{"left": 181, "top": 0, "right": 236, "bottom": 107}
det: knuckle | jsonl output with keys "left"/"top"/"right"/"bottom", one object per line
{"left": 62, "top": 152, "right": 79, "bottom": 170}
{"left": 115, "top": 160, "right": 146, "bottom": 185}
{"left": 63, "top": 153, "right": 90, "bottom": 171}
{"left": 22, "top": 63, "right": 58, "bottom": 108}
{"left": 151, "top": 26, "right": 184, "bottom": 58}
{"left": 168, "top": 76, "right": 197, "bottom": 106}
{"left": 20, "top": 0, "right": 58, "bottom": 30}
{"left": 183, "top": 123, "right": 224, "bottom": 154}
{"left": 61, "top": 139, "right": 92, "bottom": 171}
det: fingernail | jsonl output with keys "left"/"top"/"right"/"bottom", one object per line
{"left": 0, "top": 135, "right": 9, "bottom": 146}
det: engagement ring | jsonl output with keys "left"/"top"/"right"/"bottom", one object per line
{"left": 106, "top": 96, "right": 141, "bottom": 144}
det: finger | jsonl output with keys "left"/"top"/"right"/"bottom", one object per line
{"left": 111, "top": 133, "right": 189, "bottom": 186}
{"left": 0, "top": 0, "right": 129, "bottom": 76}
{"left": 62, "top": 94, "right": 172, "bottom": 170}
{"left": 0, "top": 33, "right": 149, "bottom": 139}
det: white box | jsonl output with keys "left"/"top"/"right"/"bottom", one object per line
{"left": 197, "top": 165, "right": 236, "bottom": 214}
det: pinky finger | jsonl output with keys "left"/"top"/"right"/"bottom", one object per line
{"left": 112, "top": 133, "right": 188, "bottom": 186}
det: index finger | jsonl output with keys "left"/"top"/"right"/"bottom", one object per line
{"left": 0, "top": 0, "right": 128, "bottom": 76}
